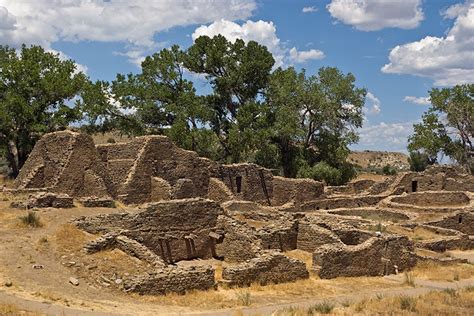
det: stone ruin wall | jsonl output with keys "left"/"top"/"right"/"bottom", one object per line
{"left": 14, "top": 131, "right": 327, "bottom": 206}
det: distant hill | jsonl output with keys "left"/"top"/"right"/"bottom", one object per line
{"left": 348, "top": 151, "right": 409, "bottom": 171}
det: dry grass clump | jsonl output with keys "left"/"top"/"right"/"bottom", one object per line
{"left": 411, "top": 262, "right": 474, "bottom": 281}
{"left": 403, "top": 272, "right": 416, "bottom": 287}
{"left": 275, "top": 287, "right": 474, "bottom": 315}
{"left": 54, "top": 224, "right": 92, "bottom": 252}
{"left": 18, "top": 211, "right": 43, "bottom": 228}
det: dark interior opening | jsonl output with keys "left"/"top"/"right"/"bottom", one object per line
{"left": 459, "top": 215, "right": 463, "bottom": 224}
{"left": 236, "top": 176, "right": 242, "bottom": 193}
{"left": 411, "top": 180, "right": 418, "bottom": 192}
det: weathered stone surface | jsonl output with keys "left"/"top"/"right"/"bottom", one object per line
{"left": 14, "top": 131, "right": 112, "bottom": 198}
{"left": 79, "top": 196, "right": 115, "bottom": 208}
{"left": 425, "top": 211, "right": 473, "bottom": 235}
{"left": 272, "top": 177, "right": 324, "bottom": 206}
{"left": 313, "top": 235, "right": 417, "bottom": 279}
{"left": 222, "top": 251, "right": 308, "bottom": 287}
{"left": 10, "top": 192, "right": 74, "bottom": 209}
{"left": 217, "top": 163, "right": 273, "bottom": 205}
{"left": 124, "top": 265, "right": 215, "bottom": 295}
{"left": 296, "top": 220, "right": 342, "bottom": 252}
{"left": 301, "top": 195, "right": 385, "bottom": 211}
{"left": 207, "top": 178, "right": 234, "bottom": 203}
{"left": 75, "top": 199, "right": 224, "bottom": 263}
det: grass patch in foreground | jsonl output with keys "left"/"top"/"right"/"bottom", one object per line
{"left": 18, "top": 211, "right": 43, "bottom": 228}
{"left": 0, "top": 303, "right": 43, "bottom": 315}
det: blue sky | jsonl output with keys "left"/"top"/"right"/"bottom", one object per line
{"left": 1, "top": 0, "right": 473, "bottom": 152}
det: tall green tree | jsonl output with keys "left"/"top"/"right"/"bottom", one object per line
{"left": 80, "top": 45, "right": 218, "bottom": 158}
{"left": 265, "top": 67, "right": 366, "bottom": 180}
{"left": 408, "top": 84, "right": 473, "bottom": 172}
{"left": 185, "top": 35, "right": 275, "bottom": 161}
{"left": 0, "top": 45, "right": 87, "bottom": 177}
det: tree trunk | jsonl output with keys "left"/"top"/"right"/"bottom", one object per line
{"left": 6, "top": 141, "right": 19, "bottom": 178}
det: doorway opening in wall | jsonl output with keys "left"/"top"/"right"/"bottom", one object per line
{"left": 236, "top": 176, "right": 242, "bottom": 193}
{"left": 411, "top": 180, "right": 418, "bottom": 192}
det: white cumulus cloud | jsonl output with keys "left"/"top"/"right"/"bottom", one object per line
{"left": 302, "top": 6, "right": 318, "bottom": 13}
{"left": 403, "top": 96, "right": 431, "bottom": 105}
{"left": 327, "top": 0, "right": 424, "bottom": 31}
{"left": 354, "top": 121, "right": 416, "bottom": 152}
{"left": 382, "top": 1, "right": 474, "bottom": 86}
{"left": 289, "top": 47, "right": 325, "bottom": 63}
{"left": 0, "top": 0, "right": 256, "bottom": 64}
{"left": 192, "top": 19, "right": 325, "bottom": 67}
{"left": 364, "top": 92, "right": 381, "bottom": 115}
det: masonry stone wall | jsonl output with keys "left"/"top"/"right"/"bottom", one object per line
{"left": 313, "top": 235, "right": 417, "bottom": 279}
{"left": 75, "top": 199, "right": 224, "bottom": 263}
{"left": 14, "top": 131, "right": 112, "bottom": 198}
{"left": 390, "top": 191, "right": 470, "bottom": 207}
{"left": 124, "top": 266, "right": 215, "bottom": 295}
{"left": 425, "top": 211, "right": 474, "bottom": 235}
{"left": 218, "top": 164, "right": 273, "bottom": 205}
{"left": 272, "top": 177, "right": 324, "bottom": 206}
{"left": 300, "top": 195, "right": 384, "bottom": 211}
{"left": 296, "top": 221, "right": 342, "bottom": 252}
{"left": 222, "top": 251, "right": 308, "bottom": 286}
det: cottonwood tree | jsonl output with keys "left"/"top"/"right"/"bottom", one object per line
{"left": 265, "top": 67, "right": 366, "bottom": 183}
{"left": 408, "top": 84, "right": 473, "bottom": 173}
{"left": 0, "top": 45, "right": 87, "bottom": 177}
{"left": 185, "top": 35, "right": 275, "bottom": 162}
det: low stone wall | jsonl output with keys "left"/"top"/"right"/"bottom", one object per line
{"left": 425, "top": 211, "right": 474, "bottom": 235}
{"left": 301, "top": 195, "right": 384, "bottom": 211}
{"left": 124, "top": 266, "right": 215, "bottom": 295}
{"left": 272, "top": 177, "right": 324, "bottom": 206}
{"left": 313, "top": 235, "right": 417, "bottom": 279}
{"left": 415, "top": 235, "right": 474, "bottom": 252}
{"left": 222, "top": 252, "right": 308, "bottom": 286}
{"left": 11, "top": 192, "right": 74, "bottom": 209}
{"left": 296, "top": 221, "right": 342, "bottom": 252}
{"left": 257, "top": 220, "right": 298, "bottom": 251}
{"left": 79, "top": 196, "right": 115, "bottom": 208}
{"left": 390, "top": 191, "right": 470, "bottom": 207}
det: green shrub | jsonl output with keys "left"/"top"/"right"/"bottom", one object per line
{"left": 399, "top": 296, "right": 417, "bottom": 312}
{"left": 408, "top": 151, "right": 431, "bottom": 172}
{"left": 19, "top": 211, "right": 42, "bottom": 228}
{"left": 297, "top": 161, "right": 355, "bottom": 186}
{"left": 382, "top": 164, "right": 397, "bottom": 175}
{"left": 308, "top": 301, "right": 334, "bottom": 314}
{"left": 106, "top": 137, "right": 116, "bottom": 143}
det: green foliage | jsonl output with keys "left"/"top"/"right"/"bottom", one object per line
{"left": 408, "top": 84, "right": 473, "bottom": 172}
{"left": 308, "top": 302, "right": 335, "bottom": 314}
{"left": 399, "top": 296, "right": 417, "bottom": 312}
{"left": 19, "top": 211, "right": 42, "bottom": 228}
{"left": 0, "top": 45, "right": 87, "bottom": 177}
{"left": 296, "top": 161, "right": 356, "bottom": 186}
{"left": 382, "top": 164, "right": 397, "bottom": 175}
{"left": 408, "top": 151, "right": 432, "bottom": 172}
{"left": 2, "top": 38, "right": 368, "bottom": 186}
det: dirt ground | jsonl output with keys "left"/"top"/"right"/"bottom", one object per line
{"left": 0, "top": 192, "right": 473, "bottom": 315}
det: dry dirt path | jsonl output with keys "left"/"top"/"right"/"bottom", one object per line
{"left": 1, "top": 277, "right": 473, "bottom": 315}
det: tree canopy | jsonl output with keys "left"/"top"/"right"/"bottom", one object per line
{"left": 0, "top": 45, "right": 87, "bottom": 177}
{"left": 408, "top": 84, "right": 473, "bottom": 173}
{"left": 1, "top": 38, "right": 370, "bottom": 185}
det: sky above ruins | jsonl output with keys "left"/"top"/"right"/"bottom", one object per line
{"left": 1, "top": 0, "right": 473, "bottom": 152}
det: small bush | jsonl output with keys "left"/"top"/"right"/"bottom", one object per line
{"left": 235, "top": 291, "right": 251, "bottom": 306}
{"left": 443, "top": 288, "right": 458, "bottom": 297}
{"left": 297, "top": 161, "right": 356, "bottom": 186}
{"left": 404, "top": 272, "right": 415, "bottom": 287}
{"left": 19, "top": 211, "right": 42, "bottom": 228}
{"left": 308, "top": 301, "right": 334, "bottom": 314}
{"left": 399, "top": 296, "right": 417, "bottom": 312}
{"left": 382, "top": 164, "right": 397, "bottom": 175}
{"left": 408, "top": 151, "right": 431, "bottom": 172}
{"left": 106, "top": 137, "right": 116, "bottom": 143}
{"left": 453, "top": 272, "right": 460, "bottom": 281}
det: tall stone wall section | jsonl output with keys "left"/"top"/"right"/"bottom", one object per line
{"left": 14, "top": 131, "right": 112, "bottom": 198}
